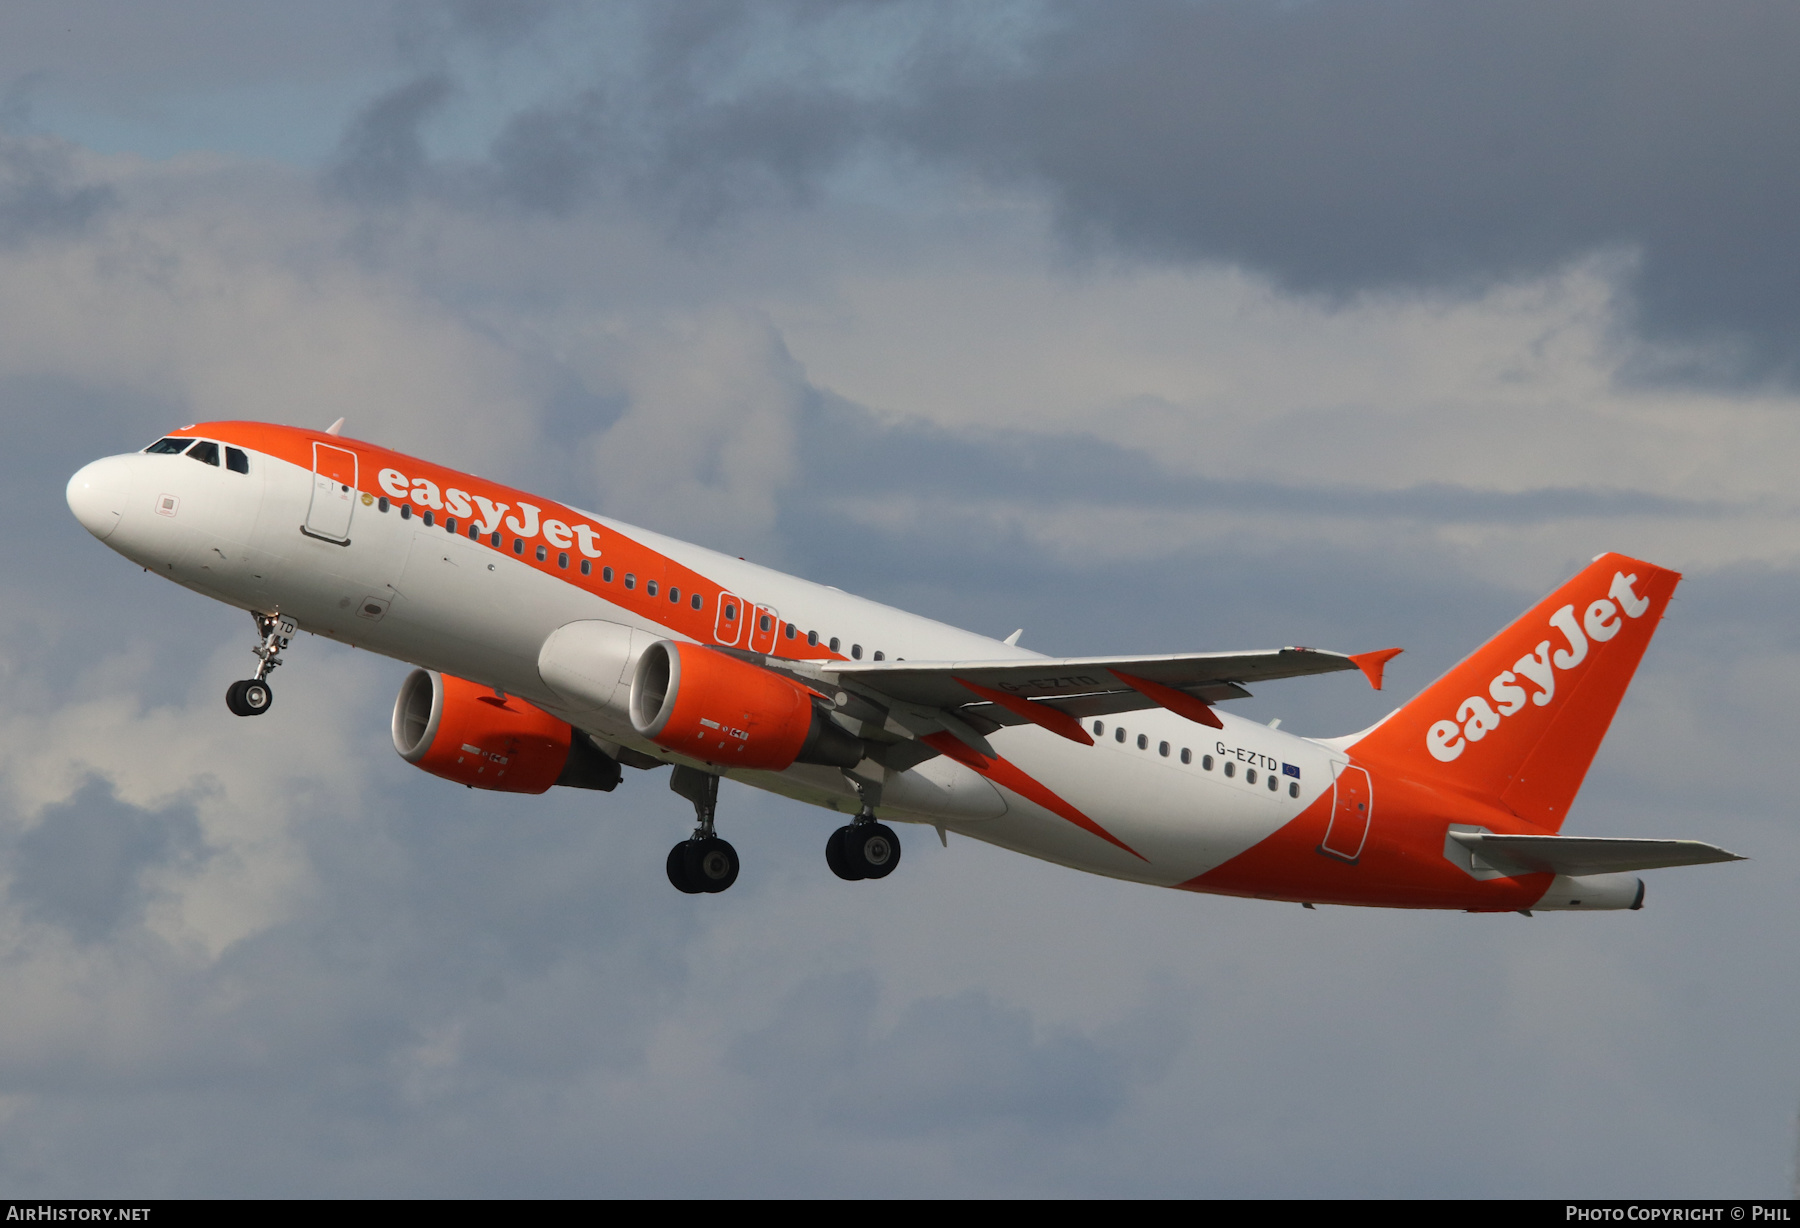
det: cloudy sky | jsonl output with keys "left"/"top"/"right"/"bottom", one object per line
{"left": 4, "top": 0, "right": 1798, "bottom": 1196}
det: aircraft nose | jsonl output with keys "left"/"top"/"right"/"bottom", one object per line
{"left": 66, "top": 456, "right": 131, "bottom": 541}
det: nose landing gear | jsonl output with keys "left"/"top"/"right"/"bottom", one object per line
{"left": 226, "top": 612, "right": 295, "bottom": 717}
{"left": 666, "top": 765, "right": 739, "bottom": 894}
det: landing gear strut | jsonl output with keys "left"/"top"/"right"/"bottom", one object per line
{"left": 666, "top": 765, "right": 739, "bottom": 894}
{"left": 827, "top": 773, "right": 901, "bottom": 882}
{"left": 226, "top": 612, "right": 295, "bottom": 717}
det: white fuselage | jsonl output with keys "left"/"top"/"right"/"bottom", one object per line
{"left": 69, "top": 439, "right": 1340, "bottom": 889}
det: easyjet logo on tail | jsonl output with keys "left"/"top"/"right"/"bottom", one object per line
{"left": 1425, "top": 572, "right": 1652, "bottom": 763}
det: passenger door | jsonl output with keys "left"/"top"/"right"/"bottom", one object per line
{"left": 1320, "top": 764, "right": 1372, "bottom": 863}
{"left": 304, "top": 442, "right": 358, "bottom": 543}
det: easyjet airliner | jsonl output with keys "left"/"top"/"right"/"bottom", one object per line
{"left": 65, "top": 421, "right": 1740, "bottom": 907}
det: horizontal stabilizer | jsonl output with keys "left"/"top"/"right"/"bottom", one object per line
{"left": 1448, "top": 832, "right": 1744, "bottom": 878}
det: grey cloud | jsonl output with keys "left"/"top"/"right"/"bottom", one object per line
{"left": 328, "top": 74, "right": 456, "bottom": 203}
{"left": 729, "top": 972, "right": 1156, "bottom": 1136}
{"left": 0, "top": 2, "right": 394, "bottom": 96}
{"left": 449, "top": 0, "right": 1800, "bottom": 378}
{"left": 899, "top": 0, "right": 1800, "bottom": 381}
{"left": 8, "top": 777, "right": 208, "bottom": 942}
{"left": 486, "top": 83, "right": 869, "bottom": 224}
{"left": 436, "top": 0, "right": 567, "bottom": 50}
{"left": 465, "top": 2, "right": 877, "bottom": 220}
{"left": 0, "top": 135, "right": 115, "bottom": 245}
{"left": 487, "top": 88, "right": 621, "bottom": 215}
{"left": 794, "top": 393, "right": 1723, "bottom": 526}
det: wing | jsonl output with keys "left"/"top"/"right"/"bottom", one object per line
{"left": 766, "top": 647, "right": 1371, "bottom": 758}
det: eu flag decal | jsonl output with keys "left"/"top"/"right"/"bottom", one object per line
{"left": 1282, "top": 763, "right": 1301, "bottom": 779}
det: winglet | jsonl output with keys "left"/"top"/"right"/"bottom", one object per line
{"left": 1349, "top": 648, "right": 1403, "bottom": 691}
{"left": 325, "top": 417, "right": 346, "bottom": 436}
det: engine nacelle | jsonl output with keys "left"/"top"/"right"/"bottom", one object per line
{"left": 629, "top": 641, "right": 864, "bottom": 771}
{"left": 392, "top": 669, "right": 622, "bottom": 793}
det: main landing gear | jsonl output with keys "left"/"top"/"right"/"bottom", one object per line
{"left": 666, "top": 765, "right": 739, "bottom": 895}
{"left": 226, "top": 612, "right": 296, "bottom": 717}
{"left": 826, "top": 775, "right": 901, "bottom": 882}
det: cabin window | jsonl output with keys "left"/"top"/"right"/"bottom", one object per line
{"left": 423, "top": 510, "right": 435, "bottom": 527}
{"left": 1180, "top": 748, "right": 1192, "bottom": 765}
{"left": 444, "top": 517, "right": 456, "bottom": 533}
{"left": 851, "top": 644, "right": 863, "bottom": 660}
{"left": 1246, "top": 768, "right": 1258, "bottom": 786}
{"left": 1223, "top": 761, "right": 1234, "bottom": 778}
{"left": 490, "top": 532, "right": 501, "bottom": 547}
{"left": 378, "top": 497, "right": 389, "bottom": 513}
{"left": 1268, "top": 775, "right": 1279, "bottom": 792}
{"left": 829, "top": 636, "right": 840, "bottom": 652}
{"left": 624, "top": 573, "right": 636, "bottom": 589}
{"left": 759, "top": 614, "right": 772, "bottom": 632}
{"left": 602, "top": 566, "right": 614, "bottom": 582}
{"left": 226, "top": 447, "right": 249, "bottom": 473}
{"left": 468, "top": 525, "right": 479, "bottom": 540}
{"left": 692, "top": 593, "right": 703, "bottom": 610}
{"left": 783, "top": 620, "right": 794, "bottom": 636}
{"left": 1114, "top": 727, "right": 1126, "bottom": 743}
{"left": 512, "top": 537, "right": 522, "bottom": 554}
{"left": 1289, "top": 782, "right": 1300, "bottom": 798}
{"left": 807, "top": 630, "right": 819, "bottom": 646}
{"left": 1203, "top": 754, "right": 1214, "bottom": 771}
{"left": 144, "top": 437, "right": 194, "bottom": 454}
{"left": 1093, "top": 721, "right": 1104, "bottom": 736}
{"left": 187, "top": 441, "right": 220, "bottom": 466}
{"left": 581, "top": 559, "right": 592, "bottom": 576}
{"left": 669, "top": 586, "right": 680, "bottom": 603}
{"left": 724, "top": 602, "right": 738, "bottom": 620}
{"left": 533, "top": 545, "right": 545, "bottom": 562}
{"left": 873, "top": 651, "right": 885, "bottom": 661}
{"left": 1159, "top": 741, "right": 1170, "bottom": 757}
{"left": 647, "top": 580, "right": 659, "bottom": 597}
{"left": 557, "top": 552, "right": 569, "bottom": 569}
{"left": 400, "top": 505, "right": 412, "bottom": 520}
{"left": 1137, "top": 734, "right": 1148, "bottom": 750}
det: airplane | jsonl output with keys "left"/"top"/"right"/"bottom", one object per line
{"left": 64, "top": 420, "right": 1742, "bottom": 909}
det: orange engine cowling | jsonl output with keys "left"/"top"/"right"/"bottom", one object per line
{"left": 629, "top": 641, "right": 864, "bottom": 771}
{"left": 391, "top": 669, "right": 622, "bottom": 793}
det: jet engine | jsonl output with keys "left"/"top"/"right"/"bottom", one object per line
{"left": 391, "top": 669, "right": 622, "bottom": 793}
{"left": 629, "top": 640, "right": 864, "bottom": 771}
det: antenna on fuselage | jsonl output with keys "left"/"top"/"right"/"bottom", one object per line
{"left": 324, "top": 417, "right": 345, "bottom": 436}
{"left": 1004, "top": 629, "right": 1023, "bottom": 646}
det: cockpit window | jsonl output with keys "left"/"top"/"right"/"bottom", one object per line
{"left": 226, "top": 447, "right": 249, "bottom": 474}
{"left": 186, "top": 441, "right": 220, "bottom": 466}
{"left": 144, "top": 437, "right": 195, "bottom": 454}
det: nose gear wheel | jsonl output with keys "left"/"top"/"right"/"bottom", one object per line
{"left": 225, "top": 678, "right": 272, "bottom": 716}
{"left": 226, "top": 612, "right": 295, "bottom": 717}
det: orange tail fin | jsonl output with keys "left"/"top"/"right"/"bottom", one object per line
{"left": 1349, "top": 553, "right": 1680, "bottom": 832}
